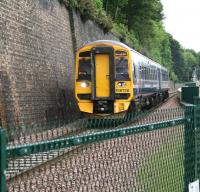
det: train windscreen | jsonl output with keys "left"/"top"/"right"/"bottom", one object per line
{"left": 78, "top": 59, "right": 91, "bottom": 80}
{"left": 115, "top": 58, "right": 129, "bottom": 80}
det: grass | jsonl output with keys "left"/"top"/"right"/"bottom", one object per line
{"left": 136, "top": 128, "right": 184, "bottom": 192}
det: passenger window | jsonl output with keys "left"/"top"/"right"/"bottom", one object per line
{"left": 153, "top": 70, "right": 154, "bottom": 80}
{"left": 78, "top": 59, "right": 91, "bottom": 80}
{"left": 147, "top": 68, "right": 150, "bottom": 80}
{"left": 142, "top": 67, "right": 145, "bottom": 79}
{"left": 150, "top": 69, "right": 152, "bottom": 80}
{"left": 115, "top": 58, "right": 129, "bottom": 80}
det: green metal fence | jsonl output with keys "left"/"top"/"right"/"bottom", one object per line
{"left": 0, "top": 101, "right": 199, "bottom": 191}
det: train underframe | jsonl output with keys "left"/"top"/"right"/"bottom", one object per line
{"left": 129, "top": 90, "right": 169, "bottom": 113}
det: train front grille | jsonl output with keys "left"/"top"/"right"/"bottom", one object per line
{"left": 93, "top": 100, "right": 114, "bottom": 114}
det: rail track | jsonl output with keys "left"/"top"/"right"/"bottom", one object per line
{"left": 6, "top": 91, "right": 180, "bottom": 180}
{"left": 113, "top": 91, "right": 179, "bottom": 128}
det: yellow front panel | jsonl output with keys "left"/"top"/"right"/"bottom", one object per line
{"left": 78, "top": 102, "right": 93, "bottom": 113}
{"left": 95, "top": 54, "right": 110, "bottom": 97}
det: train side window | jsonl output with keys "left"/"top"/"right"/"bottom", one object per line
{"left": 140, "top": 65, "right": 143, "bottom": 79}
{"left": 115, "top": 58, "right": 129, "bottom": 80}
{"left": 146, "top": 67, "right": 148, "bottom": 80}
{"left": 165, "top": 72, "right": 168, "bottom": 81}
{"left": 146, "top": 68, "right": 148, "bottom": 80}
{"left": 133, "top": 62, "right": 136, "bottom": 78}
{"left": 142, "top": 66, "right": 144, "bottom": 79}
{"left": 164, "top": 72, "right": 166, "bottom": 81}
{"left": 152, "top": 69, "right": 154, "bottom": 80}
{"left": 149, "top": 68, "right": 151, "bottom": 80}
{"left": 153, "top": 70, "right": 155, "bottom": 80}
{"left": 149, "top": 68, "right": 150, "bottom": 80}
{"left": 150, "top": 68, "right": 152, "bottom": 80}
{"left": 78, "top": 59, "right": 91, "bottom": 80}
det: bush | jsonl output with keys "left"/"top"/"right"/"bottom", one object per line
{"left": 60, "top": 0, "right": 112, "bottom": 31}
{"left": 112, "top": 23, "right": 140, "bottom": 50}
{"left": 96, "top": 10, "right": 113, "bottom": 32}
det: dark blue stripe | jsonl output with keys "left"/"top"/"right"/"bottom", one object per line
{"left": 134, "top": 88, "right": 159, "bottom": 95}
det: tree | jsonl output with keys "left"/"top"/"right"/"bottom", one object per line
{"left": 169, "top": 36, "right": 186, "bottom": 81}
{"left": 86, "top": 0, "right": 200, "bottom": 81}
{"left": 103, "top": 0, "right": 128, "bottom": 23}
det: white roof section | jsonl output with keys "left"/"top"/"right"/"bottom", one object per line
{"left": 84, "top": 40, "right": 131, "bottom": 50}
{"left": 84, "top": 40, "right": 168, "bottom": 71}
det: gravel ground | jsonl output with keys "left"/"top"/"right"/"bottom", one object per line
{"left": 159, "top": 95, "right": 180, "bottom": 109}
{"left": 120, "top": 95, "right": 183, "bottom": 127}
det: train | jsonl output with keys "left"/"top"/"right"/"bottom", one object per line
{"left": 75, "top": 40, "right": 170, "bottom": 115}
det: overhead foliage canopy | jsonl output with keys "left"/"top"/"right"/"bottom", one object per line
{"left": 62, "top": 0, "right": 200, "bottom": 81}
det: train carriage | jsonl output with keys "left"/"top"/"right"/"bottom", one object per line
{"left": 75, "top": 40, "right": 170, "bottom": 115}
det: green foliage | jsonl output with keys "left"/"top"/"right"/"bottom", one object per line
{"left": 170, "top": 71, "right": 178, "bottom": 82}
{"left": 169, "top": 36, "right": 186, "bottom": 80}
{"left": 78, "top": 0, "right": 97, "bottom": 19}
{"left": 167, "top": 35, "right": 200, "bottom": 81}
{"left": 126, "top": 0, "right": 163, "bottom": 31}
{"left": 182, "top": 49, "right": 199, "bottom": 81}
{"left": 62, "top": 0, "right": 200, "bottom": 81}
{"left": 91, "top": 0, "right": 103, "bottom": 9}
{"left": 112, "top": 23, "right": 140, "bottom": 50}
{"left": 61, "top": 0, "right": 78, "bottom": 8}
{"left": 106, "top": 0, "right": 199, "bottom": 81}
{"left": 103, "top": 0, "right": 128, "bottom": 22}
{"left": 96, "top": 9, "right": 113, "bottom": 31}
{"left": 139, "top": 22, "right": 166, "bottom": 62}
{"left": 61, "top": 0, "right": 112, "bottom": 30}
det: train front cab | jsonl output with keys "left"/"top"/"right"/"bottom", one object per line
{"left": 75, "top": 42, "right": 133, "bottom": 114}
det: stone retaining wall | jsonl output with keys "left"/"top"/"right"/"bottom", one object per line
{"left": 0, "top": 0, "right": 118, "bottom": 127}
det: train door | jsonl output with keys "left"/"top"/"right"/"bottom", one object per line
{"left": 91, "top": 47, "right": 115, "bottom": 100}
{"left": 95, "top": 54, "right": 110, "bottom": 97}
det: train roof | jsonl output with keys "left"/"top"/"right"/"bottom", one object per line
{"left": 83, "top": 40, "right": 168, "bottom": 71}
{"left": 83, "top": 40, "right": 131, "bottom": 50}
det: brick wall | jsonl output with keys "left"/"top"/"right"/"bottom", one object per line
{"left": 0, "top": 0, "right": 118, "bottom": 128}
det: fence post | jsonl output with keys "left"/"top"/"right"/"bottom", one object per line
{"left": 194, "top": 97, "right": 200, "bottom": 179}
{"left": 0, "top": 128, "right": 6, "bottom": 192}
{"left": 184, "top": 104, "right": 195, "bottom": 192}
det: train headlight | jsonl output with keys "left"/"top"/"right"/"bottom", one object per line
{"left": 118, "top": 82, "right": 126, "bottom": 87}
{"left": 81, "top": 81, "right": 89, "bottom": 88}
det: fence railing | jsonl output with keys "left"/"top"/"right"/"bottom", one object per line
{"left": 0, "top": 102, "right": 199, "bottom": 191}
